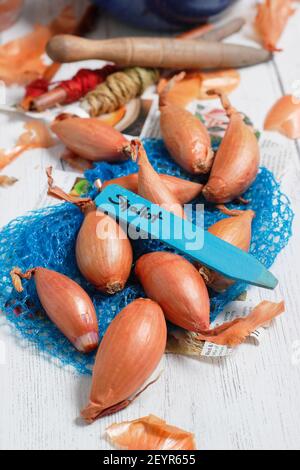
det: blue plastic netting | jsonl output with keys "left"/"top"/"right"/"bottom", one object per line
{"left": 0, "top": 138, "right": 294, "bottom": 375}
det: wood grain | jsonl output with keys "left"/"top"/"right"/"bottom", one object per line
{"left": 46, "top": 35, "right": 271, "bottom": 69}
{"left": 1, "top": 0, "right": 300, "bottom": 451}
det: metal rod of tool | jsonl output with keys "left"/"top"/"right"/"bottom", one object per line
{"left": 47, "top": 35, "right": 272, "bottom": 70}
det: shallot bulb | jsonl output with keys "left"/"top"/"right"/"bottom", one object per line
{"left": 202, "top": 91, "right": 260, "bottom": 203}
{"left": 76, "top": 209, "right": 133, "bottom": 294}
{"left": 135, "top": 251, "right": 210, "bottom": 332}
{"left": 131, "top": 139, "right": 186, "bottom": 219}
{"left": 81, "top": 298, "right": 167, "bottom": 423}
{"left": 51, "top": 113, "right": 132, "bottom": 162}
{"left": 101, "top": 173, "right": 203, "bottom": 204}
{"left": 47, "top": 167, "right": 133, "bottom": 294}
{"left": 10, "top": 267, "right": 99, "bottom": 353}
{"left": 159, "top": 73, "right": 214, "bottom": 175}
{"left": 199, "top": 209, "right": 255, "bottom": 292}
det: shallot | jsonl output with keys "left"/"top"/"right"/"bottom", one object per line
{"left": 199, "top": 209, "right": 255, "bottom": 292}
{"left": 202, "top": 91, "right": 260, "bottom": 203}
{"left": 10, "top": 267, "right": 99, "bottom": 353}
{"left": 159, "top": 73, "right": 214, "bottom": 175}
{"left": 51, "top": 114, "right": 132, "bottom": 162}
{"left": 106, "top": 415, "right": 197, "bottom": 450}
{"left": 81, "top": 298, "right": 167, "bottom": 423}
{"left": 131, "top": 140, "right": 186, "bottom": 218}
{"left": 47, "top": 167, "right": 133, "bottom": 294}
{"left": 255, "top": 0, "right": 294, "bottom": 52}
{"left": 264, "top": 95, "right": 300, "bottom": 139}
{"left": 135, "top": 251, "right": 210, "bottom": 332}
{"left": 100, "top": 173, "right": 203, "bottom": 204}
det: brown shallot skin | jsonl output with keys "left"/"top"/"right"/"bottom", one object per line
{"left": 11, "top": 267, "right": 99, "bottom": 353}
{"left": 199, "top": 210, "right": 255, "bottom": 292}
{"left": 198, "top": 300, "right": 285, "bottom": 347}
{"left": 76, "top": 207, "right": 133, "bottom": 294}
{"left": 81, "top": 298, "right": 167, "bottom": 423}
{"left": 131, "top": 140, "right": 186, "bottom": 219}
{"left": 135, "top": 252, "right": 210, "bottom": 332}
{"left": 101, "top": 173, "right": 203, "bottom": 205}
{"left": 106, "top": 415, "right": 197, "bottom": 450}
{"left": 202, "top": 92, "right": 260, "bottom": 203}
{"left": 51, "top": 114, "right": 132, "bottom": 162}
{"left": 159, "top": 75, "right": 214, "bottom": 175}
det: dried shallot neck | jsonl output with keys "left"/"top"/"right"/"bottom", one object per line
{"left": 197, "top": 300, "right": 285, "bottom": 347}
{"left": 130, "top": 139, "right": 146, "bottom": 164}
{"left": 46, "top": 167, "right": 94, "bottom": 213}
{"left": 10, "top": 267, "right": 36, "bottom": 293}
{"left": 82, "top": 375, "right": 160, "bottom": 423}
{"left": 122, "top": 143, "right": 134, "bottom": 160}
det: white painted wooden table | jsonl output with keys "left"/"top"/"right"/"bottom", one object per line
{"left": 1, "top": 0, "right": 300, "bottom": 450}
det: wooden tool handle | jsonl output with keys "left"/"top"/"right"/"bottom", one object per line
{"left": 47, "top": 35, "right": 271, "bottom": 70}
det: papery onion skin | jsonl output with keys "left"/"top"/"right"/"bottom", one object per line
{"left": 0, "top": 120, "right": 55, "bottom": 171}
{"left": 198, "top": 300, "right": 285, "bottom": 346}
{"left": 157, "top": 69, "right": 240, "bottom": 104}
{"left": 199, "top": 210, "right": 255, "bottom": 292}
{"left": 76, "top": 208, "right": 133, "bottom": 294}
{"left": 81, "top": 299, "right": 167, "bottom": 423}
{"left": 135, "top": 252, "right": 210, "bottom": 332}
{"left": 0, "top": 5, "right": 76, "bottom": 85}
{"left": 255, "top": 0, "right": 294, "bottom": 52}
{"left": 51, "top": 116, "right": 131, "bottom": 161}
{"left": 101, "top": 173, "right": 203, "bottom": 204}
{"left": 11, "top": 267, "right": 99, "bottom": 353}
{"left": 157, "top": 75, "right": 201, "bottom": 108}
{"left": 264, "top": 95, "right": 300, "bottom": 139}
{"left": 106, "top": 414, "right": 197, "bottom": 450}
{"left": 197, "top": 69, "right": 240, "bottom": 100}
{"left": 202, "top": 92, "right": 260, "bottom": 203}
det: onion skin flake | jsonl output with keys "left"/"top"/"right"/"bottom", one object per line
{"left": 264, "top": 95, "right": 300, "bottom": 139}
{"left": 197, "top": 301, "right": 285, "bottom": 347}
{"left": 255, "top": 0, "right": 295, "bottom": 52}
{"left": 106, "top": 415, "right": 197, "bottom": 450}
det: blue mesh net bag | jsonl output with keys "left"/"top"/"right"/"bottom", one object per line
{"left": 0, "top": 138, "right": 294, "bottom": 375}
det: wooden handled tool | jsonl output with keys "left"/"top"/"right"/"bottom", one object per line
{"left": 47, "top": 35, "right": 271, "bottom": 70}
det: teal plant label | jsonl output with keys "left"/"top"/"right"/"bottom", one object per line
{"left": 95, "top": 185, "right": 278, "bottom": 290}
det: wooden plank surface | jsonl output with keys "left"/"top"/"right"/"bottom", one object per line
{"left": 1, "top": 0, "right": 300, "bottom": 450}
